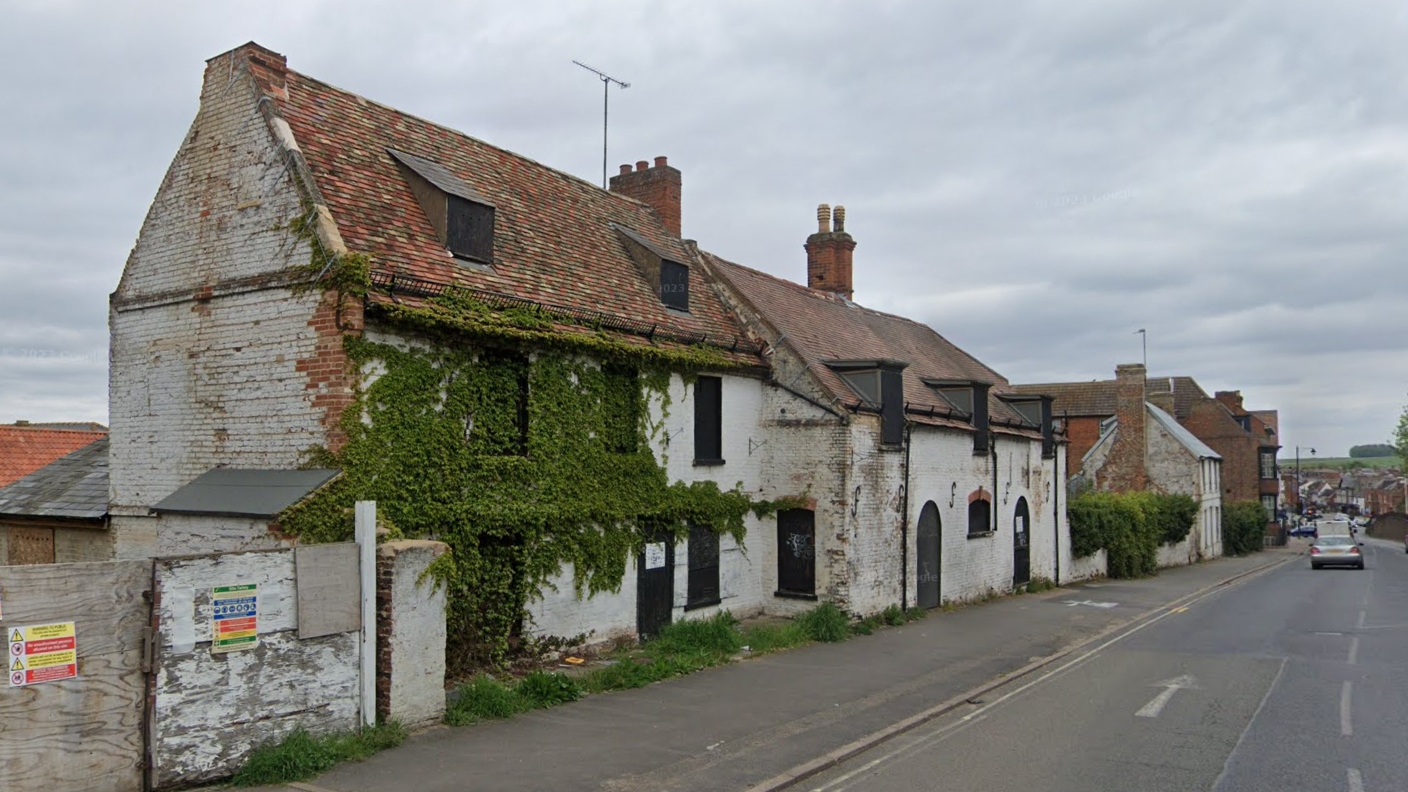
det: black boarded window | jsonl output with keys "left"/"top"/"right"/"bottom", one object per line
{"left": 465, "top": 351, "right": 529, "bottom": 456}
{"left": 686, "top": 523, "right": 721, "bottom": 608}
{"left": 880, "top": 367, "right": 903, "bottom": 446}
{"left": 694, "top": 376, "right": 723, "bottom": 464}
{"left": 661, "top": 260, "right": 689, "bottom": 311}
{"left": 968, "top": 499, "right": 991, "bottom": 537}
{"left": 446, "top": 195, "right": 495, "bottom": 263}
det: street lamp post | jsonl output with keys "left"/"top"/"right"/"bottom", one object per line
{"left": 1295, "top": 446, "right": 1316, "bottom": 516}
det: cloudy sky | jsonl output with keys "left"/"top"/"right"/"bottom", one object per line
{"left": 2, "top": 0, "right": 1405, "bottom": 457}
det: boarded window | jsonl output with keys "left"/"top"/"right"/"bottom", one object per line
{"left": 968, "top": 499, "right": 991, "bottom": 536}
{"left": 686, "top": 523, "right": 721, "bottom": 608}
{"left": 661, "top": 260, "right": 689, "bottom": 311}
{"left": 466, "top": 351, "right": 529, "bottom": 456}
{"left": 839, "top": 370, "right": 881, "bottom": 406}
{"left": 446, "top": 195, "right": 495, "bottom": 263}
{"left": 881, "top": 367, "right": 904, "bottom": 446}
{"left": 7, "top": 526, "right": 55, "bottom": 565}
{"left": 776, "top": 509, "right": 816, "bottom": 597}
{"left": 694, "top": 376, "right": 723, "bottom": 463}
{"left": 602, "top": 365, "right": 641, "bottom": 453}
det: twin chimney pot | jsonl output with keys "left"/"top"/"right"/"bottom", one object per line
{"left": 806, "top": 203, "right": 856, "bottom": 300}
{"left": 609, "top": 158, "right": 857, "bottom": 302}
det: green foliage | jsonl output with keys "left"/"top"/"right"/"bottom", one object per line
{"left": 648, "top": 611, "right": 744, "bottom": 661}
{"left": 1223, "top": 501, "right": 1269, "bottom": 556}
{"left": 279, "top": 333, "right": 780, "bottom": 671}
{"left": 1066, "top": 492, "right": 1160, "bottom": 578}
{"left": 1128, "top": 492, "right": 1199, "bottom": 545}
{"left": 1350, "top": 443, "right": 1396, "bottom": 458}
{"left": 796, "top": 602, "right": 852, "bottom": 642}
{"left": 444, "top": 671, "right": 584, "bottom": 725}
{"left": 230, "top": 723, "right": 406, "bottom": 786}
{"left": 514, "top": 670, "right": 584, "bottom": 709}
{"left": 881, "top": 604, "right": 908, "bottom": 626}
{"left": 1017, "top": 576, "right": 1057, "bottom": 594}
{"left": 739, "top": 621, "right": 811, "bottom": 654}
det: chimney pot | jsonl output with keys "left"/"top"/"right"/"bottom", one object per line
{"left": 635, "top": 160, "right": 649, "bottom": 172}
{"left": 609, "top": 155, "right": 683, "bottom": 236}
{"left": 654, "top": 156, "right": 668, "bottom": 168}
{"left": 834, "top": 205, "right": 846, "bottom": 232}
{"left": 817, "top": 204, "right": 831, "bottom": 233}
{"left": 805, "top": 203, "right": 855, "bottom": 300}
{"left": 619, "top": 164, "right": 632, "bottom": 175}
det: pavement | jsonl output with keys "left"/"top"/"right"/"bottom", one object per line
{"left": 244, "top": 546, "right": 1301, "bottom": 792}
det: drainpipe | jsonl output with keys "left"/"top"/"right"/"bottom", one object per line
{"left": 991, "top": 434, "right": 999, "bottom": 533}
{"left": 1053, "top": 447, "right": 1061, "bottom": 584}
{"left": 900, "top": 421, "right": 913, "bottom": 610}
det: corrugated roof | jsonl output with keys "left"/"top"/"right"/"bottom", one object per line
{"left": 153, "top": 468, "right": 340, "bottom": 518}
{"left": 0, "top": 436, "right": 108, "bottom": 521}
{"left": 706, "top": 253, "right": 1035, "bottom": 433}
{"left": 0, "top": 425, "right": 110, "bottom": 488}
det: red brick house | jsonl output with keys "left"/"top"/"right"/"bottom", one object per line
{"left": 1011, "top": 372, "right": 1281, "bottom": 515}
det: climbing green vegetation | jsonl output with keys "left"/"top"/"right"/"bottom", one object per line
{"left": 280, "top": 297, "right": 781, "bottom": 672}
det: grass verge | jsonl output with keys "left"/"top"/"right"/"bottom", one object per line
{"left": 230, "top": 722, "right": 407, "bottom": 787}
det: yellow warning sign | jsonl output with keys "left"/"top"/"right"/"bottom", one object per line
{"left": 11, "top": 659, "right": 22, "bottom": 671}
{"left": 23, "top": 650, "right": 75, "bottom": 670}
{"left": 11, "top": 623, "right": 75, "bottom": 642}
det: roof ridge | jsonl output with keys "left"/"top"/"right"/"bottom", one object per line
{"left": 283, "top": 68, "right": 651, "bottom": 213}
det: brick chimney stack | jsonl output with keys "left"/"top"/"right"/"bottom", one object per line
{"left": 1104, "top": 363, "right": 1149, "bottom": 492}
{"left": 806, "top": 204, "right": 856, "bottom": 300}
{"left": 609, "top": 156, "right": 682, "bottom": 236}
{"left": 1214, "top": 391, "right": 1245, "bottom": 413}
{"left": 205, "top": 42, "right": 288, "bottom": 101}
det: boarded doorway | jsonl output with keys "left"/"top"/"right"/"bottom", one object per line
{"left": 776, "top": 509, "right": 816, "bottom": 597}
{"left": 916, "top": 501, "right": 941, "bottom": 609}
{"left": 636, "top": 532, "right": 674, "bottom": 639}
{"left": 1013, "top": 497, "right": 1031, "bottom": 587}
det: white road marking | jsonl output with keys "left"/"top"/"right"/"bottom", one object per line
{"left": 1347, "top": 767, "right": 1364, "bottom": 792}
{"left": 1340, "top": 681, "right": 1353, "bottom": 737}
{"left": 1348, "top": 636, "right": 1359, "bottom": 666}
{"left": 1062, "top": 599, "right": 1119, "bottom": 609}
{"left": 1136, "top": 675, "right": 1198, "bottom": 718}
{"left": 809, "top": 565, "right": 1288, "bottom": 792}
{"left": 1357, "top": 610, "right": 1366, "bottom": 629}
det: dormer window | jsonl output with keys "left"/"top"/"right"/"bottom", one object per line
{"left": 446, "top": 195, "right": 495, "bottom": 263}
{"left": 614, "top": 224, "right": 691, "bottom": 313}
{"left": 387, "top": 147, "right": 496, "bottom": 267}
{"left": 828, "top": 359, "right": 907, "bottom": 447}
{"left": 661, "top": 259, "right": 689, "bottom": 311}
{"left": 926, "top": 378, "right": 992, "bottom": 455}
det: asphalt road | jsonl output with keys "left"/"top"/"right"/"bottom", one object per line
{"left": 803, "top": 537, "right": 1408, "bottom": 792}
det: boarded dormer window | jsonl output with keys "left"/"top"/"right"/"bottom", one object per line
{"left": 446, "top": 195, "right": 495, "bottom": 263}
{"left": 387, "top": 147, "right": 496, "bottom": 268}
{"left": 837, "top": 370, "right": 881, "bottom": 407}
{"left": 661, "top": 260, "right": 689, "bottom": 311}
{"left": 829, "top": 359, "right": 908, "bottom": 447}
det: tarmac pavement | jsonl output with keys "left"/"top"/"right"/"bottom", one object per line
{"left": 243, "top": 546, "right": 1301, "bottom": 792}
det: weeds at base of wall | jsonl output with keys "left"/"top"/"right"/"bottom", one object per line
{"left": 445, "top": 603, "right": 928, "bottom": 726}
{"left": 1015, "top": 576, "right": 1057, "bottom": 595}
{"left": 229, "top": 722, "right": 407, "bottom": 787}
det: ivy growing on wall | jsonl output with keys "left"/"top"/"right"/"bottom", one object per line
{"left": 280, "top": 284, "right": 780, "bottom": 671}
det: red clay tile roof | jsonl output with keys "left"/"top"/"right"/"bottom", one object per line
{"left": 0, "top": 426, "right": 108, "bottom": 489}
{"left": 1011, "top": 375, "right": 1209, "bottom": 421}
{"left": 704, "top": 253, "right": 1036, "bottom": 433}
{"left": 254, "top": 56, "right": 759, "bottom": 364}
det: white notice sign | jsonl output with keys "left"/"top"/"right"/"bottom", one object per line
{"left": 644, "top": 543, "right": 667, "bottom": 569}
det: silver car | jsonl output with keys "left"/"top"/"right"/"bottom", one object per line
{"left": 1310, "top": 535, "right": 1364, "bottom": 570}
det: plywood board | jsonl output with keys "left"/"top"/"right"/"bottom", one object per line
{"left": 295, "top": 543, "right": 361, "bottom": 639}
{"left": 7, "top": 526, "right": 55, "bottom": 566}
{"left": 0, "top": 559, "right": 150, "bottom": 792}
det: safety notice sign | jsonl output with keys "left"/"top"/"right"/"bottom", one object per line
{"left": 9, "top": 621, "right": 79, "bottom": 687}
{"left": 211, "top": 584, "right": 258, "bottom": 654}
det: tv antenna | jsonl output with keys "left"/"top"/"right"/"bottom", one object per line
{"left": 574, "top": 60, "right": 630, "bottom": 188}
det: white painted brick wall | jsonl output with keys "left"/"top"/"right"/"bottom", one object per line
{"left": 110, "top": 66, "right": 331, "bottom": 561}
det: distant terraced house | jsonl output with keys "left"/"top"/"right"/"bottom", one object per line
{"left": 108, "top": 43, "right": 1074, "bottom": 657}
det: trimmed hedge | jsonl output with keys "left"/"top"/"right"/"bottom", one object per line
{"left": 1068, "top": 491, "right": 1199, "bottom": 578}
{"left": 1223, "top": 500, "right": 1268, "bottom": 556}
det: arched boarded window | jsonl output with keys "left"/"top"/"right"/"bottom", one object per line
{"left": 1012, "top": 497, "right": 1031, "bottom": 586}
{"left": 916, "top": 501, "right": 941, "bottom": 609}
{"left": 968, "top": 498, "right": 991, "bottom": 536}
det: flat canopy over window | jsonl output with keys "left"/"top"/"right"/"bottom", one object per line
{"left": 153, "top": 468, "right": 340, "bottom": 518}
